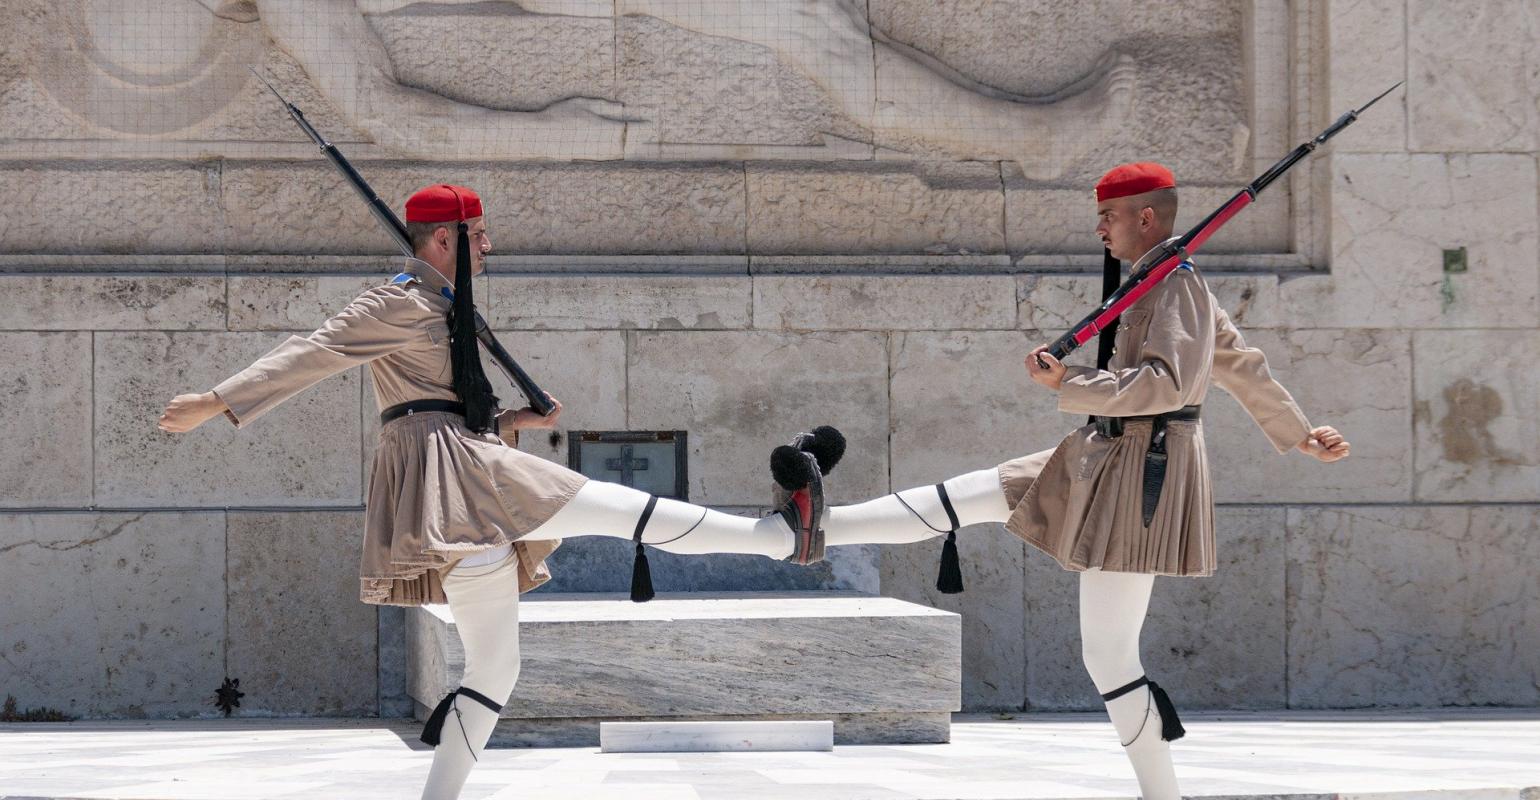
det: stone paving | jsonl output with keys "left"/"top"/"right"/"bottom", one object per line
{"left": 3, "top": 710, "right": 1538, "bottom": 799}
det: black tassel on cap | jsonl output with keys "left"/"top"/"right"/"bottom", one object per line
{"left": 1147, "top": 680, "right": 1186, "bottom": 741}
{"left": 629, "top": 496, "right": 659, "bottom": 602}
{"left": 934, "top": 483, "right": 964, "bottom": 594}
{"left": 448, "top": 220, "right": 498, "bottom": 433}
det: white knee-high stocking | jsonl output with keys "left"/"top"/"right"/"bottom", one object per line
{"left": 421, "top": 553, "right": 523, "bottom": 800}
{"left": 518, "top": 479, "right": 794, "bottom": 559}
{"left": 823, "top": 467, "right": 1010, "bottom": 546}
{"left": 1078, "top": 569, "right": 1181, "bottom": 800}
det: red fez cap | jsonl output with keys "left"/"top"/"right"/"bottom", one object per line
{"left": 405, "top": 184, "right": 483, "bottom": 223}
{"left": 1095, "top": 162, "right": 1176, "bottom": 202}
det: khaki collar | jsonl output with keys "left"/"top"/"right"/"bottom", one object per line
{"left": 402, "top": 257, "right": 455, "bottom": 299}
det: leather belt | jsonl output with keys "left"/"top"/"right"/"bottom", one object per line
{"left": 380, "top": 399, "right": 466, "bottom": 425}
{"left": 1091, "top": 404, "right": 1201, "bottom": 439}
{"left": 1089, "top": 405, "right": 1201, "bottom": 528}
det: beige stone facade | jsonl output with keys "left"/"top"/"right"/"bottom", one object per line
{"left": 1, "top": 0, "right": 1536, "bottom": 717}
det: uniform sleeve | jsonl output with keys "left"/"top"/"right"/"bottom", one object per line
{"left": 1057, "top": 270, "right": 1208, "bottom": 418}
{"left": 1210, "top": 302, "right": 1313, "bottom": 454}
{"left": 212, "top": 287, "right": 423, "bottom": 428}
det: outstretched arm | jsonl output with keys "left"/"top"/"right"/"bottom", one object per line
{"left": 1210, "top": 303, "right": 1347, "bottom": 461}
{"left": 157, "top": 287, "right": 420, "bottom": 434}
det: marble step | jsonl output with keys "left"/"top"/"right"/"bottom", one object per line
{"left": 407, "top": 591, "right": 960, "bottom": 747}
{"left": 599, "top": 720, "right": 834, "bottom": 752}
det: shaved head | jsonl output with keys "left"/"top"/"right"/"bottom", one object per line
{"left": 1126, "top": 187, "right": 1178, "bottom": 233}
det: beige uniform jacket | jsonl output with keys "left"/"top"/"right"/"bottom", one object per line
{"left": 212, "top": 259, "right": 585, "bottom": 605}
{"left": 999, "top": 255, "right": 1311, "bottom": 576}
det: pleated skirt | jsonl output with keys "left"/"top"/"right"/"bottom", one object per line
{"left": 999, "top": 419, "right": 1216, "bottom": 577}
{"left": 359, "top": 411, "right": 586, "bottom": 606}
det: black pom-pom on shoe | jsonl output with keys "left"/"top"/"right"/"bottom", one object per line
{"left": 801, "top": 425, "right": 846, "bottom": 475}
{"left": 771, "top": 445, "right": 816, "bottom": 491}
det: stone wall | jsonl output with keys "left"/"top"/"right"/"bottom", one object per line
{"left": 1, "top": 0, "right": 1537, "bottom": 718}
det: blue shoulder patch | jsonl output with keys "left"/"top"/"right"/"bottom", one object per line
{"left": 390, "top": 271, "right": 454, "bottom": 301}
{"left": 1178, "top": 261, "right": 1194, "bottom": 272}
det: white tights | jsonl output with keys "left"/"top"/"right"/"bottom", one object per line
{"left": 423, "top": 475, "right": 1180, "bottom": 800}
{"left": 824, "top": 468, "right": 1181, "bottom": 799}
{"left": 422, "top": 480, "right": 794, "bottom": 798}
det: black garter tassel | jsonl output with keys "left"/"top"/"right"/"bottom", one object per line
{"left": 630, "top": 541, "right": 655, "bottom": 603}
{"left": 420, "top": 691, "right": 458, "bottom": 746}
{"left": 1147, "top": 680, "right": 1186, "bottom": 741}
{"left": 936, "top": 531, "right": 964, "bottom": 594}
{"left": 934, "top": 483, "right": 964, "bottom": 594}
{"left": 629, "top": 496, "right": 658, "bottom": 603}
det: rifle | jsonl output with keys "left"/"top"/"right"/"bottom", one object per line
{"left": 250, "top": 68, "right": 556, "bottom": 417}
{"left": 1039, "top": 82, "right": 1402, "bottom": 368}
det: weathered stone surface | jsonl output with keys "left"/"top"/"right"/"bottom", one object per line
{"left": 226, "top": 511, "right": 377, "bottom": 716}
{"left": 0, "top": 332, "right": 92, "bottom": 508}
{"left": 1412, "top": 330, "right": 1540, "bottom": 503}
{"left": 0, "top": 512, "right": 225, "bottom": 718}
{"left": 485, "top": 275, "right": 751, "bottom": 331}
{"left": 1290, "top": 154, "right": 1540, "bottom": 329}
{"left": 755, "top": 275, "right": 1015, "bottom": 331}
{"left": 0, "top": 275, "right": 226, "bottom": 331}
{"left": 220, "top": 163, "right": 747, "bottom": 256}
{"left": 1206, "top": 329, "right": 1413, "bottom": 504}
{"left": 410, "top": 593, "right": 960, "bottom": 738}
{"left": 746, "top": 162, "right": 1005, "bottom": 255}
{"left": 0, "top": 164, "right": 223, "bottom": 255}
{"left": 377, "top": 606, "right": 412, "bottom": 718}
{"left": 370, "top": 5, "right": 616, "bottom": 114}
{"left": 225, "top": 275, "right": 382, "bottom": 331}
{"left": 616, "top": 11, "right": 862, "bottom": 154}
{"left": 1286, "top": 505, "right": 1540, "bottom": 708}
{"left": 95, "top": 332, "right": 362, "bottom": 506}
{"left": 1025, "top": 506, "right": 1288, "bottom": 710}
{"left": 869, "top": 0, "right": 1249, "bottom": 184}
{"left": 1328, "top": 0, "right": 1407, "bottom": 153}
{"left": 628, "top": 331, "right": 889, "bottom": 505}
{"left": 1408, "top": 1, "right": 1538, "bottom": 153}
{"left": 881, "top": 522, "right": 1026, "bottom": 712}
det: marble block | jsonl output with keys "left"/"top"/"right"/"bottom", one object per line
{"left": 599, "top": 720, "right": 833, "bottom": 753}
{"left": 753, "top": 275, "right": 1016, "bottom": 331}
{"left": 1286, "top": 505, "right": 1540, "bottom": 708}
{"left": 1408, "top": 0, "right": 1539, "bottom": 152}
{"left": 1328, "top": 0, "right": 1407, "bottom": 153}
{"left": 0, "top": 332, "right": 92, "bottom": 507}
{"left": 745, "top": 162, "right": 1005, "bottom": 255}
{"left": 226, "top": 511, "right": 377, "bottom": 716}
{"left": 1412, "top": 330, "right": 1540, "bottom": 503}
{"left": 0, "top": 512, "right": 225, "bottom": 718}
{"left": 1024, "top": 506, "right": 1288, "bottom": 711}
{"left": 94, "top": 332, "right": 362, "bottom": 507}
{"left": 408, "top": 592, "right": 959, "bottom": 746}
{"left": 485, "top": 275, "right": 751, "bottom": 331}
{"left": 0, "top": 275, "right": 227, "bottom": 331}
{"left": 1300, "top": 154, "right": 1540, "bottom": 330}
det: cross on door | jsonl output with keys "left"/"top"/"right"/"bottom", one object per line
{"left": 605, "top": 445, "right": 651, "bottom": 486}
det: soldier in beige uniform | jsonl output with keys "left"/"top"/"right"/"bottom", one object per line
{"left": 158, "top": 184, "right": 817, "bottom": 800}
{"left": 779, "top": 163, "right": 1349, "bottom": 798}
